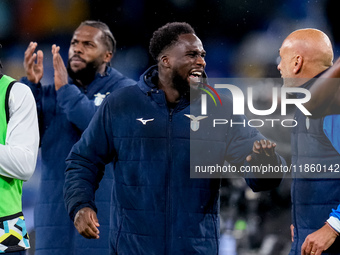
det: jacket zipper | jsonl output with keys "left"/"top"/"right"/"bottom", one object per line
{"left": 165, "top": 107, "right": 174, "bottom": 255}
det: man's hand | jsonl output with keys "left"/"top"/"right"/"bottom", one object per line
{"left": 51, "top": 44, "right": 68, "bottom": 91}
{"left": 301, "top": 224, "right": 338, "bottom": 255}
{"left": 24, "top": 42, "right": 44, "bottom": 84}
{"left": 74, "top": 207, "right": 100, "bottom": 239}
{"left": 246, "top": 139, "right": 276, "bottom": 162}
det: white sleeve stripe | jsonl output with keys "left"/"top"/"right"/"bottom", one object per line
{"left": 327, "top": 216, "right": 340, "bottom": 233}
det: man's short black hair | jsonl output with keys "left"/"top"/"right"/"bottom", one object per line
{"left": 149, "top": 22, "right": 195, "bottom": 62}
{"left": 77, "top": 20, "right": 116, "bottom": 56}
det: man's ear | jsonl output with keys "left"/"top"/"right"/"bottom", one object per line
{"left": 160, "top": 55, "right": 171, "bottom": 68}
{"left": 104, "top": 51, "right": 113, "bottom": 64}
{"left": 293, "top": 55, "right": 303, "bottom": 74}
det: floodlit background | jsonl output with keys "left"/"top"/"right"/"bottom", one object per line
{"left": 1, "top": 0, "right": 339, "bottom": 254}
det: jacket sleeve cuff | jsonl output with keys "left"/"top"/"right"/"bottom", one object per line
{"left": 327, "top": 216, "right": 340, "bottom": 233}
{"left": 56, "top": 83, "right": 72, "bottom": 94}
{"left": 20, "top": 76, "right": 41, "bottom": 87}
{"left": 70, "top": 201, "right": 97, "bottom": 221}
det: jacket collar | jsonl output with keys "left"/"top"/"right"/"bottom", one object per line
{"left": 137, "top": 65, "right": 159, "bottom": 94}
{"left": 68, "top": 66, "right": 112, "bottom": 85}
{"left": 298, "top": 68, "right": 329, "bottom": 90}
{"left": 292, "top": 69, "right": 329, "bottom": 99}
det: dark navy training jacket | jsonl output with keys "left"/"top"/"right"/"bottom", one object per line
{"left": 22, "top": 67, "right": 135, "bottom": 255}
{"left": 64, "top": 66, "right": 284, "bottom": 255}
{"left": 289, "top": 76, "right": 340, "bottom": 255}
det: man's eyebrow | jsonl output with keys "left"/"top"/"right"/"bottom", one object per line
{"left": 187, "top": 50, "right": 206, "bottom": 54}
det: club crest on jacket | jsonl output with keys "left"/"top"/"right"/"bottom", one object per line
{"left": 94, "top": 92, "right": 110, "bottom": 106}
{"left": 184, "top": 114, "right": 208, "bottom": 131}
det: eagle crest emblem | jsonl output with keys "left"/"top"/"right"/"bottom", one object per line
{"left": 184, "top": 114, "right": 208, "bottom": 131}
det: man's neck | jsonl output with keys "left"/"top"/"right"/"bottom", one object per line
{"left": 157, "top": 77, "right": 181, "bottom": 104}
{"left": 73, "top": 65, "right": 108, "bottom": 88}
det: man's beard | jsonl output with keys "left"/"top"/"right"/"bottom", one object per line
{"left": 67, "top": 59, "right": 98, "bottom": 86}
{"left": 172, "top": 69, "right": 203, "bottom": 100}
{"left": 172, "top": 69, "right": 190, "bottom": 98}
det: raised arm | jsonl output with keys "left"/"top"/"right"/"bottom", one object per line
{"left": 304, "top": 58, "right": 340, "bottom": 118}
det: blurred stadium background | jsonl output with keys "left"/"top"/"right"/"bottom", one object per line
{"left": 1, "top": 0, "right": 339, "bottom": 254}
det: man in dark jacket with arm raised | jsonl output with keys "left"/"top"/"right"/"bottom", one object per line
{"left": 22, "top": 20, "right": 136, "bottom": 255}
{"left": 64, "top": 22, "right": 285, "bottom": 255}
